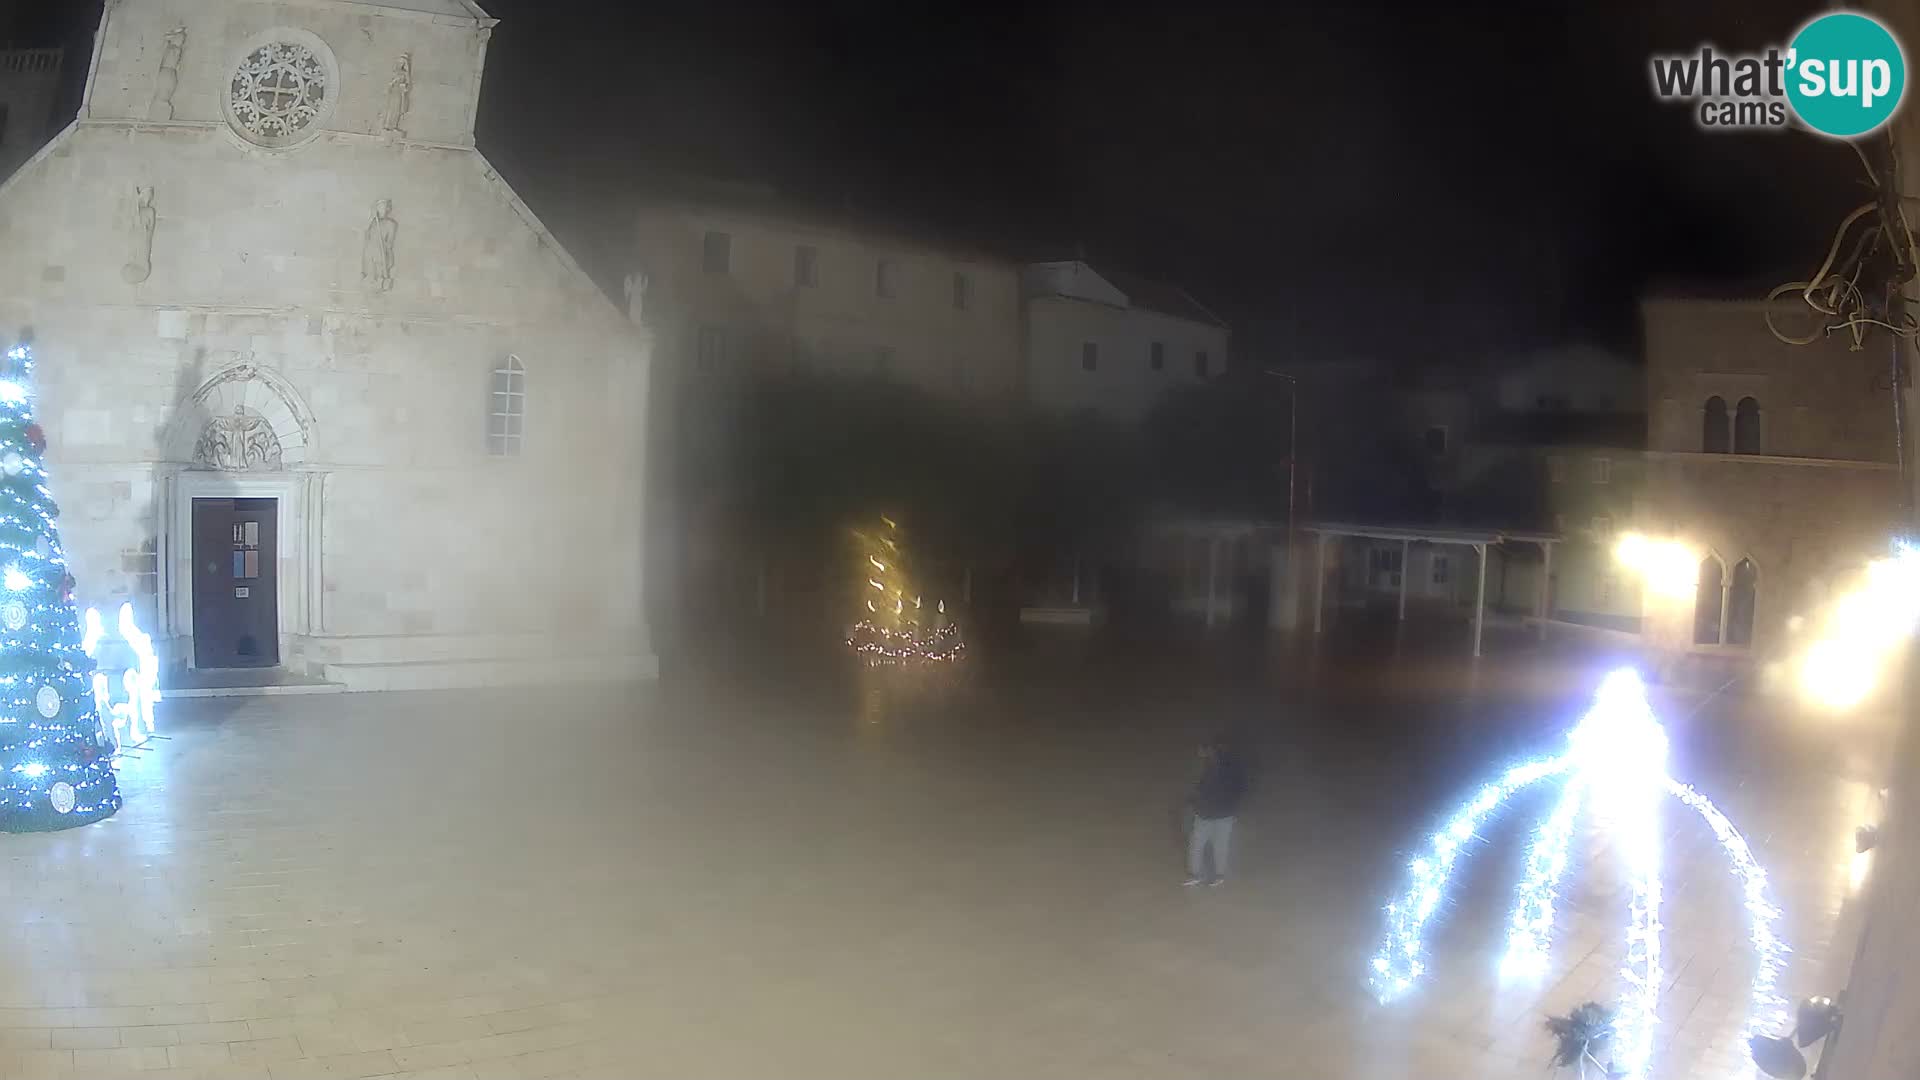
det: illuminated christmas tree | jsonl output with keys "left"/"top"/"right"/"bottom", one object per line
{"left": 0, "top": 344, "right": 119, "bottom": 831}
{"left": 846, "top": 516, "right": 964, "bottom": 667}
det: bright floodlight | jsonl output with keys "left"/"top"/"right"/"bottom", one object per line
{"left": 1613, "top": 533, "right": 1697, "bottom": 602}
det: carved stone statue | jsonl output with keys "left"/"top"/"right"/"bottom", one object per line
{"left": 193, "top": 408, "right": 283, "bottom": 471}
{"left": 362, "top": 199, "right": 396, "bottom": 293}
{"left": 148, "top": 25, "right": 185, "bottom": 121}
{"left": 622, "top": 270, "right": 648, "bottom": 325}
{"left": 381, "top": 53, "right": 412, "bottom": 137}
{"left": 122, "top": 186, "right": 156, "bottom": 285}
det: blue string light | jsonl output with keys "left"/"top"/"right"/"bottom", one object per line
{"left": 0, "top": 343, "right": 121, "bottom": 832}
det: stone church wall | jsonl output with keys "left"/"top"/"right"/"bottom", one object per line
{"left": 0, "top": 0, "right": 651, "bottom": 681}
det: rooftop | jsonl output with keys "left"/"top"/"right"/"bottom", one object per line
{"left": 629, "top": 172, "right": 1020, "bottom": 265}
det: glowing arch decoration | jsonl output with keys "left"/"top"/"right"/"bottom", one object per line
{"left": 81, "top": 603, "right": 161, "bottom": 751}
{"left": 1369, "top": 669, "right": 1788, "bottom": 1080}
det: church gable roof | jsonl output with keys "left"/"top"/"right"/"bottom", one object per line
{"left": 344, "top": 0, "right": 493, "bottom": 21}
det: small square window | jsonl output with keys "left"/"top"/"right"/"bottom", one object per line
{"left": 1081, "top": 343, "right": 1098, "bottom": 371}
{"left": 876, "top": 259, "right": 897, "bottom": 299}
{"left": 1548, "top": 455, "right": 1567, "bottom": 483}
{"left": 1424, "top": 426, "right": 1448, "bottom": 455}
{"left": 953, "top": 271, "right": 971, "bottom": 310}
{"left": 1431, "top": 554, "right": 1450, "bottom": 586}
{"left": 702, "top": 231, "right": 731, "bottom": 274}
{"left": 1195, "top": 351, "right": 1210, "bottom": 378}
{"left": 795, "top": 245, "right": 818, "bottom": 287}
{"left": 1150, "top": 342, "right": 1165, "bottom": 371}
{"left": 1591, "top": 457, "right": 1611, "bottom": 484}
{"left": 1591, "top": 515, "right": 1612, "bottom": 539}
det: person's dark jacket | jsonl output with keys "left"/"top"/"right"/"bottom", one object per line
{"left": 1190, "top": 753, "right": 1248, "bottom": 820}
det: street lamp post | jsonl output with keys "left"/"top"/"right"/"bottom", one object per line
{"left": 1264, "top": 369, "right": 1300, "bottom": 625}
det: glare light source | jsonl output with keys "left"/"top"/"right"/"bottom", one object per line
{"left": 1794, "top": 541, "right": 1920, "bottom": 710}
{"left": 1613, "top": 533, "right": 1697, "bottom": 602}
{"left": 3, "top": 567, "right": 31, "bottom": 592}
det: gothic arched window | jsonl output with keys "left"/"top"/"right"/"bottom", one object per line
{"left": 1734, "top": 397, "right": 1762, "bottom": 455}
{"left": 1703, "top": 396, "right": 1730, "bottom": 454}
{"left": 1726, "top": 557, "right": 1758, "bottom": 647}
{"left": 1694, "top": 555, "right": 1725, "bottom": 645}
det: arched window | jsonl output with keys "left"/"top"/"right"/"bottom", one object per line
{"left": 1734, "top": 397, "right": 1761, "bottom": 455}
{"left": 1726, "top": 558, "right": 1758, "bottom": 646}
{"left": 488, "top": 355, "right": 525, "bottom": 457}
{"left": 1693, "top": 555, "right": 1724, "bottom": 645}
{"left": 1703, "top": 396, "right": 1730, "bottom": 454}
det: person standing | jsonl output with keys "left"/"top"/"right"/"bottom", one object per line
{"left": 1186, "top": 738, "right": 1248, "bottom": 887}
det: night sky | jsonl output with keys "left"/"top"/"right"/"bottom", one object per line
{"left": 7, "top": 0, "right": 1870, "bottom": 365}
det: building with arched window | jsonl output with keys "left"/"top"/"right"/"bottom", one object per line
{"left": 1639, "top": 296, "right": 1902, "bottom": 669}
{"left": 0, "top": 0, "right": 655, "bottom": 689}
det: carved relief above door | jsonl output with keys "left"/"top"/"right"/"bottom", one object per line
{"left": 165, "top": 360, "right": 314, "bottom": 469}
{"left": 192, "top": 407, "right": 284, "bottom": 471}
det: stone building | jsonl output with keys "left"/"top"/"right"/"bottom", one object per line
{"left": 629, "top": 184, "right": 1023, "bottom": 642}
{"left": 1639, "top": 296, "right": 1901, "bottom": 669}
{"left": 631, "top": 185, "right": 1024, "bottom": 400}
{"left": 0, "top": 0, "right": 653, "bottom": 689}
{"left": 1021, "top": 259, "right": 1228, "bottom": 422}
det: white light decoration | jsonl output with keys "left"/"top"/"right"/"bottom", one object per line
{"left": 33, "top": 684, "right": 58, "bottom": 718}
{"left": 82, "top": 602, "right": 161, "bottom": 748}
{"left": 18, "top": 762, "right": 45, "bottom": 778}
{"left": 1370, "top": 668, "right": 1790, "bottom": 1080}
{"left": 3, "top": 566, "right": 30, "bottom": 592}
{"left": 0, "top": 380, "right": 27, "bottom": 406}
{"left": 1, "top": 601, "right": 26, "bottom": 632}
{"left": 80, "top": 606, "right": 102, "bottom": 657}
{"left": 47, "top": 781, "right": 74, "bottom": 815}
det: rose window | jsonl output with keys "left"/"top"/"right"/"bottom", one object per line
{"left": 228, "top": 42, "right": 329, "bottom": 145}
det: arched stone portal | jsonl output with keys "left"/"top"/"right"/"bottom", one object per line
{"left": 163, "top": 360, "right": 315, "bottom": 468}
{"left": 156, "top": 360, "right": 324, "bottom": 670}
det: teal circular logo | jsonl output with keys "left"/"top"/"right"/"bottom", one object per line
{"left": 1787, "top": 12, "right": 1907, "bottom": 138}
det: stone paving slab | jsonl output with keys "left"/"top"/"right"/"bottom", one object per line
{"left": 0, "top": 657, "right": 1889, "bottom": 1079}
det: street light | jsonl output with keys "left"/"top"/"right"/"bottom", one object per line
{"left": 1263, "top": 368, "right": 1301, "bottom": 631}
{"left": 1261, "top": 368, "right": 1299, "bottom": 547}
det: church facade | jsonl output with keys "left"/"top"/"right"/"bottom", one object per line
{"left": 0, "top": 0, "right": 654, "bottom": 689}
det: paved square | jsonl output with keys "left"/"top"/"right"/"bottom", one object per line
{"left": 0, "top": 647, "right": 1890, "bottom": 1078}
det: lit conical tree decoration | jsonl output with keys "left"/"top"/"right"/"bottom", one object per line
{"left": 0, "top": 344, "right": 120, "bottom": 831}
{"left": 846, "top": 516, "right": 964, "bottom": 667}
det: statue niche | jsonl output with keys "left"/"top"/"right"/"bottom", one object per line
{"left": 193, "top": 407, "right": 283, "bottom": 472}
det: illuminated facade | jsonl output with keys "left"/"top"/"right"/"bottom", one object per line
{"left": 0, "top": 0, "right": 654, "bottom": 689}
{"left": 1637, "top": 297, "right": 1902, "bottom": 674}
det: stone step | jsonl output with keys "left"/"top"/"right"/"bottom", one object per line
{"left": 322, "top": 654, "right": 656, "bottom": 693}
{"left": 302, "top": 633, "right": 580, "bottom": 667}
